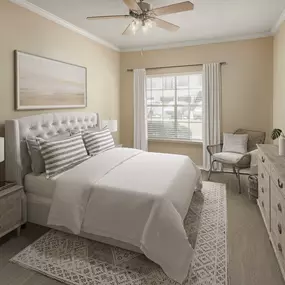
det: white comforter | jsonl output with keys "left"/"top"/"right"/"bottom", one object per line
{"left": 48, "top": 148, "right": 202, "bottom": 283}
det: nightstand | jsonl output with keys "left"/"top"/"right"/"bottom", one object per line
{"left": 0, "top": 184, "right": 25, "bottom": 238}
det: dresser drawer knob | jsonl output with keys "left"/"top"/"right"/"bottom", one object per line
{"left": 262, "top": 157, "right": 265, "bottom": 163}
{"left": 261, "top": 187, "right": 264, "bottom": 193}
{"left": 278, "top": 223, "right": 282, "bottom": 234}
{"left": 278, "top": 243, "right": 283, "bottom": 253}
{"left": 278, "top": 179, "right": 284, "bottom": 189}
{"left": 278, "top": 203, "right": 282, "bottom": 212}
{"left": 261, "top": 173, "right": 264, "bottom": 179}
{"left": 262, "top": 201, "right": 264, "bottom": 208}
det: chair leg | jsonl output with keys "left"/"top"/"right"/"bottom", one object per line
{"left": 208, "top": 160, "right": 215, "bottom": 181}
{"left": 236, "top": 168, "right": 241, "bottom": 194}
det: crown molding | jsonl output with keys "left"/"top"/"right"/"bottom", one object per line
{"left": 271, "top": 8, "right": 285, "bottom": 33}
{"left": 9, "top": 0, "right": 281, "bottom": 53}
{"left": 120, "top": 32, "right": 273, "bottom": 52}
{"left": 9, "top": 0, "right": 120, "bottom": 51}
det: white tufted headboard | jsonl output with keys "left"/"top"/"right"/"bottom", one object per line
{"left": 5, "top": 112, "right": 100, "bottom": 185}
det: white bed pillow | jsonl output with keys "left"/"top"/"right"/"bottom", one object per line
{"left": 222, "top": 133, "right": 248, "bottom": 154}
{"left": 70, "top": 126, "right": 101, "bottom": 136}
{"left": 26, "top": 133, "right": 70, "bottom": 175}
{"left": 83, "top": 127, "right": 115, "bottom": 156}
{"left": 38, "top": 134, "right": 89, "bottom": 179}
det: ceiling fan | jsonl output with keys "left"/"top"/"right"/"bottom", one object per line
{"left": 87, "top": 0, "right": 194, "bottom": 35}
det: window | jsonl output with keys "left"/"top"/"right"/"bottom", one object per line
{"left": 147, "top": 73, "right": 203, "bottom": 142}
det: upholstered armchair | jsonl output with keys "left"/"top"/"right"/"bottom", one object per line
{"left": 207, "top": 129, "right": 266, "bottom": 193}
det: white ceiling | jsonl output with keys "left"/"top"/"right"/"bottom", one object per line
{"left": 20, "top": 0, "right": 285, "bottom": 50}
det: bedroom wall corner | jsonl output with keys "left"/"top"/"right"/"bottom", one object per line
{"left": 273, "top": 21, "right": 285, "bottom": 137}
{"left": 0, "top": 0, "right": 121, "bottom": 143}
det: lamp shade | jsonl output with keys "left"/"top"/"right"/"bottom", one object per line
{"left": 0, "top": 137, "right": 4, "bottom": 163}
{"left": 102, "top": 120, "right": 118, "bottom": 133}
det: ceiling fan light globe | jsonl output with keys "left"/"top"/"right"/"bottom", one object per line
{"left": 142, "top": 25, "right": 148, "bottom": 33}
{"left": 146, "top": 19, "right": 153, "bottom": 28}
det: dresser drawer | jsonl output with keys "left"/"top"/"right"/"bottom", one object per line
{"left": 259, "top": 159, "right": 270, "bottom": 189}
{"left": 0, "top": 191, "right": 22, "bottom": 235}
{"left": 272, "top": 166, "right": 285, "bottom": 198}
{"left": 259, "top": 150, "right": 271, "bottom": 172}
{"left": 272, "top": 231, "right": 285, "bottom": 269}
{"left": 271, "top": 181, "right": 285, "bottom": 222}
{"left": 258, "top": 193, "right": 270, "bottom": 228}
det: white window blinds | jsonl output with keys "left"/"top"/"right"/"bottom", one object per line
{"left": 147, "top": 73, "right": 202, "bottom": 141}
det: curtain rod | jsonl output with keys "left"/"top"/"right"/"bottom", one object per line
{"left": 126, "top": 62, "right": 227, "bottom": 72}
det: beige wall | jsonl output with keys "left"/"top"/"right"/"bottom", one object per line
{"left": 0, "top": 0, "right": 120, "bottom": 141}
{"left": 120, "top": 37, "right": 273, "bottom": 165}
{"left": 273, "top": 21, "right": 285, "bottom": 134}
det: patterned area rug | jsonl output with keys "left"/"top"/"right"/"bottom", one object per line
{"left": 11, "top": 182, "right": 227, "bottom": 285}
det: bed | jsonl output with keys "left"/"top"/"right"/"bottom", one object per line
{"left": 5, "top": 112, "right": 202, "bottom": 283}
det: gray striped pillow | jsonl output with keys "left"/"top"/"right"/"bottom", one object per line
{"left": 38, "top": 134, "right": 89, "bottom": 178}
{"left": 83, "top": 128, "right": 115, "bottom": 155}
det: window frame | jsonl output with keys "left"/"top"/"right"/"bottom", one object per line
{"left": 146, "top": 72, "right": 203, "bottom": 143}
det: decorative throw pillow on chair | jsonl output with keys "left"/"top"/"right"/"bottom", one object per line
{"left": 222, "top": 133, "right": 248, "bottom": 154}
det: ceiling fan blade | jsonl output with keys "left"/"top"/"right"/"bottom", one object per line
{"left": 151, "top": 18, "right": 180, "bottom": 32}
{"left": 122, "top": 21, "right": 136, "bottom": 35}
{"left": 123, "top": 0, "right": 142, "bottom": 13}
{"left": 152, "top": 1, "right": 194, "bottom": 16}
{"left": 87, "top": 15, "right": 131, "bottom": 20}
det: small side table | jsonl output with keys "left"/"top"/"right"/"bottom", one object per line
{"left": 0, "top": 184, "right": 26, "bottom": 238}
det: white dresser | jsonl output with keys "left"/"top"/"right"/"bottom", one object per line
{"left": 257, "top": 144, "right": 285, "bottom": 279}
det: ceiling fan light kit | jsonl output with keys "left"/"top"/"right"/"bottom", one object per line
{"left": 87, "top": 0, "right": 194, "bottom": 36}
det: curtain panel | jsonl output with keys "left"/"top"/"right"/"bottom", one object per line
{"left": 134, "top": 69, "right": 148, "bottom": 151}
{"left": 202, "top": 63, "right": 222, "bottom": 170}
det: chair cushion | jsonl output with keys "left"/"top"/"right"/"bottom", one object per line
{"left": 222, "top": 133, "right": 248, "bottom": 153}
{"left": 213, "top": 152, "right": 244, "bottom": 164}
{"left": 213, "top": 152, "right": 251, "bottom": 168}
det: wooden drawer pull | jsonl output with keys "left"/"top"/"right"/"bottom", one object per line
{"left": 261, "top": 173, "right": 264, "bottom": 179}
{"left": 278, "top": 243, "right": 283, "bottom": 253}
{"left": 261, "top": 187, "right": 264, "bottom": 193}
{"left": 262, "top": 201, "right": 264, "bottom": 208}
{"left": 278, "top": 179, "right": 284, "bottom": 189}
{"left": 278, "top": 203, "right": 282, "bottom": 212}
{"left": 262, "top": 156, "right": 265, "bottom": 163}
{"left": 278, "top": 223, "right": 282, "bottom": 234}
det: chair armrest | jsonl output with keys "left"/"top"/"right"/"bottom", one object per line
{"left": 236, "top": 153, "right": 251, "bottom": 168}
{"left": 207, "top": 143, "right": 223, "bottom": 156}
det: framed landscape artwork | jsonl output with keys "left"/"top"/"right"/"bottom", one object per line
{"left": 15, "top": 51, "right": 87, "bottom": 110}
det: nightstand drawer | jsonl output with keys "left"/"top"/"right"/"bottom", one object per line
{"left": 0, "top": 191, "right": 22, "bottom": 235}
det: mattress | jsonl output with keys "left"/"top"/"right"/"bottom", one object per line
{"left": 24, "top": 173, "right": 56, "bottom": 199}
{"left": 26, "top": 193, "right": 142, "bottom": 253}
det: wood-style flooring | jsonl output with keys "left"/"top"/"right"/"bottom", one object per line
{"left": 0, "top": 171, "right": 284, "bottom": 285}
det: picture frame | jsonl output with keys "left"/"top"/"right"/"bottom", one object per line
{"left": 14, "top": 50, "right": 87, "bottom": 110}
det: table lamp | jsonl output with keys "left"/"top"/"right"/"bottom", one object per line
{"left": 102, "top": 120, "right": 118, "bottom": 133}
{"left": 0, "top": 138, "right": 4, "bottom": 163}
{"left": 0, "top": 137, "right": 4, "bottom": 186}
